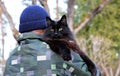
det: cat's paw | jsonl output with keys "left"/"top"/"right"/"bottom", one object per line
{"left": 63, "top": 56, "right": 72, "bottom": 61}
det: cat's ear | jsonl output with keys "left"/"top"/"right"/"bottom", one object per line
{"left": 60, "top": 15, "right": 67, "bottom": 25}
{"left": 46, "top": 17, "right": 52, "bottom": 26}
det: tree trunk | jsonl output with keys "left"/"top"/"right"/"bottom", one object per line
{"left": 74, "top": 0, "right": 110, "bottom": 35}
{"left": 32, "top": 0, "right": 37, "bottom": 5}
{"left": 0, "top": 18, "right": 5, "bottom": 59}
{"left": 0, "top": 6, "right": 5, "bottom": 60}
{"left": 0, "top": 6, "right": 5, "bottom": 76}
{"left": 115, "top": 58, "right": 120, "bottom": 76}
{"left": 38, "top": 0, "right": 50, "bottom": 15}
{"left": 109, "top": 67, "right": 113, "bottom": 76}
{"left": 100, "top": 64, "right": 109, "bottom": 76}
{"left": 0, "top": 0, "right": 19, "bottom": 40}
{"left": 67, "top": 0, "right": 75, "bottom": 32}
{"left": 55, "top": 0, "right": 59, "bottom": 20}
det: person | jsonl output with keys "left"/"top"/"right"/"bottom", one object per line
{"left": 4, "top": 5, "right": 100, "bottom": 76}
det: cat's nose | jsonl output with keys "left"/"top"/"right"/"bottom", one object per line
{"left": 53, "top": 33, "right": 59, "bottom": 38}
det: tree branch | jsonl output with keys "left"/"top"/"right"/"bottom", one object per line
{"left": 74, "top": 0, "right": 110, "bottom": 35}
{"left": 0, "top": 0, "right": 19, "bottom": 40}
{"left": 38, "top": 0, "right": 50, "bottom": 15}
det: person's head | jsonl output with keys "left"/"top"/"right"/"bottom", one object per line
{"left": 19, "top": 5, "right": 49, "bottom": 34}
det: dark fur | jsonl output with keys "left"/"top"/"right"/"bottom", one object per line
{"left": 43, "top": 15, "right": 74, "bottom": 61}
{"left": 42, "top": 15, "right": 97, "bottom": 76}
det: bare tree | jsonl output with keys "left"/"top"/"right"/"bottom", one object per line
{"left": 0, "top": 6, "right": 5, "bottom": 76}
{"left": 0, "top": 0, "right": 19, "bottom": 39}
{"left": 0, "top": 16, "right": 4, "bottom": 59}
{"left": 67, "top": 0, "right": 75, "bottom": 32}
{"left": 32, "top": 0, "right": 37, "bottom": 5}
{"left": 0, "top": 6, "right": 4, "bottom": 58}
{"left": 38, "top": 0, "right": 50, "bottom": 15}
{"left": 115, "top": 58, "right": 120, "bottom": 76}
{"left": 55, "top": 0, "right": 59, "bottom": 20}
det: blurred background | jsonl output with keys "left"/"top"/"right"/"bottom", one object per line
{"left": 0, "top": 0, "right": 120, "bottom": 76}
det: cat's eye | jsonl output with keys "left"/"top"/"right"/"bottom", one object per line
{"left": 59, "top": 28, "right": 63, "bottom": 31}
{"left": 50, "top": 29, "right": 54, "bottom": 32}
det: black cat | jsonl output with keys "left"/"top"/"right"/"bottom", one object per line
{"left": 43, "top": 15, "right": 74, "bottom": 61}
{"left": 42, "top": 15, "right": 97, "bottom": 76}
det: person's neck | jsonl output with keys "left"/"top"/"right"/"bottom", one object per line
{"left": 32, "top": 30, "right": 44, "bottom": 35}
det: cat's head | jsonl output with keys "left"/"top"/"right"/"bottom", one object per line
{"left": 44, "top": 15, "right": 71, "bottom": 39}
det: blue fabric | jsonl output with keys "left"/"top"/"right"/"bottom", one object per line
{"left": 19, "top": 5, "right": 50, "bottom": 33}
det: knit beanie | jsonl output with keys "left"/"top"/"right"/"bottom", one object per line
{"left": 19, "top": 5, "right": 49, "bottom": 33}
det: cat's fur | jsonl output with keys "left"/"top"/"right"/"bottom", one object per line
{"left": 42, "top": 15, "right": 97, "bottom": 76}
{"left": 43, "top": 15, "right": 74, "bottom": 61}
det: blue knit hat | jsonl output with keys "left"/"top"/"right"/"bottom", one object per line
{"left": 19, "top": 5, "right": 49, "bottom": 33}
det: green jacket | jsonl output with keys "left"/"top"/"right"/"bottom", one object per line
{"left": 4, "top": 32, "right": 92, "bottom": 76}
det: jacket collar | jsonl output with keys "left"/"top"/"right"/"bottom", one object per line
{"left": 17, "top": 32, "right": 43, "bottom": 43}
